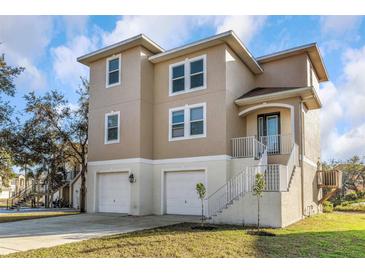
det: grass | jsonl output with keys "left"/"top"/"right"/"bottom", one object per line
{"left": 3, "top": 212, "right": 365, "bottom": 258}
{"left": 0, "top": 210, "right": 80, "bottom": 223}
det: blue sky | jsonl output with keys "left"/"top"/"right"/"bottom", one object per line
{"left": 1, "top": 15, "right": 364, "bottom": 161}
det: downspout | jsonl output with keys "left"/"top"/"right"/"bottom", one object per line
{"left": 299, "top": 101, "right": 305, "bottom": 217}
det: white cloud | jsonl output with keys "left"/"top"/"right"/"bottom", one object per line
{"left": 51, "top": 35, "right": 99, "bottom": 88}
{"left": 214, "top": 16, "right": 267, "bottom": 44}
{"left": 0, "top": 16, "right": 54, "bottom": 90}
{"left": 60, "top": 16, "right": 89, "bottom": 39}
{"left": 320, "top": 16, "right": 362, "bottom": 36}
{"left": 319, "top": 45, "right": 365, "bottom": 160}
{"left": 102, "top": 16, "right": 266, "bottom": 49}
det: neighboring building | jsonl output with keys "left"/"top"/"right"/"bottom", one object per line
{"left": 78, "top": 30, "right": 329, "bottom": 227}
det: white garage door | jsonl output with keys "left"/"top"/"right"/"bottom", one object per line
{"left": 165, "top": 170, "right": 206, "bottom": 215}
{"left": 98, "top": 172, "right": 130, "bottom": 213}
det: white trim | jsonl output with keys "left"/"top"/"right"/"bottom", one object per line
{"left": 78, "top": 34, "right": 164, "bottom": 64}
{"left": 168, "top": 54, "right": 207, "bottom": 96}
{"left": 88, "top": 155, "right": 231, "bottom": 166}
{"left": 168, "top": 102, "right": 207, "bottom": 141}
{"left": 105, "top": 54, "right": 121, "bottom": 88}
{"left": 149, "top": 30, "right": 263, "bottom": 74}
{"left": 104, "top": 111, "right": 120, "bottom": 144}
{"left": 160, "top": 167, "right": 208, "bottom": 215}
{"left": 302, "top": 155, "right": 317, "bottom": 168}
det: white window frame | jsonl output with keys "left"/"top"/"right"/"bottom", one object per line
{"left": 169, "top": 54, "right": 207, "bottom": 96}
{"left": 168, "top": 102, "right": 207, "bottom": 141}
{"left": 105, "top": 54, "right": 121, "bottom": 88}
{"left": 104, "top": 111, "right": 120, "bottom": 144}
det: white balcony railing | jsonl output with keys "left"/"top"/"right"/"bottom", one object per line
{"left": 259, "top": 134, "right": 292, "bottom": 155}
{"left": 231, "top": 136, "right": 266, "bottom": 159}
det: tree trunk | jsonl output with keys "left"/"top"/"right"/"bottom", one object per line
{"left": 201, "top": 199, "right": 204, "bottom": 227}
{"left": 79, "top": 165, "right": 86, "bottom": 213}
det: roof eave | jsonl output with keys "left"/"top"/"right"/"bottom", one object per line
{"left": 77, "top": 34, "right": 164, "bottom": 66}
{"left": 148, "top": 30, "right": 263, "bottom": 74}
{"left": 257, "top": 43, "right": 329, "bottom": 82}
{"left": 235, "top": 86, "right": 322, "bottom": 110}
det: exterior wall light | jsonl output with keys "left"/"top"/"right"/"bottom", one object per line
{"left": 128, "top": 173, "right": 136, "bottom": 183}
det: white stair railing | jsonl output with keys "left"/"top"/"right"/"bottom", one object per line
{"left": 232, "top": 136, "right": 266, "bottom": 158}
{"left": 207, "top": 165, "right": 264, "bottom": 217}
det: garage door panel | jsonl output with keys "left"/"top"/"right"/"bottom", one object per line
{"left": 98, "top": 172, "right": 130, "bottom": 213}
{"left": 166, "top": 170, "right": 205, "bottom": 215}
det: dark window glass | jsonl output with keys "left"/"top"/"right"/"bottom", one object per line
{"left": 190, "top": 73, "right": 203, "bottom": 89}
{"left": 107, "top": 128, "right": 118, "bottom": 141}
{"left": 172, "top": 124, "right": 184, "bottom": 138}
{"left": 108, "top": 71, "right": 119, "bottom": 85}
{"left": 172, "top": 78, "right": 185, "bottom": 93}
{"left": 109, "top": 58, "right": 119, "bottom": 71}
{"left": 172, "top": 64, "right": 184, "bottom": 78}
{"left": 190, "top": 59, "right": 203, "bottom": 74}
{"left": 190, "top": 121, "right": 204, "bottom": 135}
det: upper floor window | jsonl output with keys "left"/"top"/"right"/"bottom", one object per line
{"left": 105, "top": 111, "right": 120, "bottom": 144}
{"left": 106, "top": 54, "right": 121, "bottom": 88}
{"left": 169, "top": 55, "right": 206, "bottom": 96}
{"left": 169, "top": 103, "right": 206, "bottom": 141}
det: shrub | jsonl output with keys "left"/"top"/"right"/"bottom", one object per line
{"left": 344, "top": 192, "right": 358, "bottom": 201}
{"left": 323, "top": 201, "right": 333, "bottom": 213}
{"left": 335, "top": 203, "right": 365, "bottom": 212}
{"left": 357, "top": 191, "right": 365, "bottom": 199}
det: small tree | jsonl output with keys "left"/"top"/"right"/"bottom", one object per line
{"left": 195, "top": 182, "right": 206, "bottom": 226}
{"left": 253, "top": 173, "right": 266, "bottom": 230}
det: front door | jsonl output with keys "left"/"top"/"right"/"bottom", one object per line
{"left": 258, "top": 113, "right": 280, "bottom": 154}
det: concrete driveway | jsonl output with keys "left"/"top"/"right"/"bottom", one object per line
{"left": 0, "top": 213, "right": 199, "bottom": 255}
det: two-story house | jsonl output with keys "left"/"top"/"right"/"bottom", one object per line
{"left": 77, "top": 30, "right": 335, "bottom": 227}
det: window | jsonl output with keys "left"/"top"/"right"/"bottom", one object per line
{"left": 171, "top": 110, "right": 185, "bottom": 138}
{"left": 169, "top": 103, "right": 206, "bottom": 141}
{"left": 169, "top": 55, "right": 206, "bottom": 96}
{"left": 172, "top": 64, "right": 185, "bottom": 93}
{"left": 106, "top": 55, "right": 121, "bottom": 88}
{"left": 105, "top": 112, "right": 120, "bottom": 144}
{"left": 190, "top": 106, "right": 204, "bottom": 135}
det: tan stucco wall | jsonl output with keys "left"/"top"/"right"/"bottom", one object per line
{"left": 302, "top": 161, "right": 321, "bottom": 216}
{"left": 88, "top": 46, "right": 155, "bottom": 161}
{"left": 281, "top": 167, "right": 303, "bottom": 227}
{"left": 256, "top": 54, "right": 309, "bottom": 88}
{"left": 303, "top": 108, "right": 321, "bottom": 162}
{"left": 225, "top": 47, "right": 256, "bottom": 155}
{"left": 152, "top": 44, "right": 228, "bottom": 159}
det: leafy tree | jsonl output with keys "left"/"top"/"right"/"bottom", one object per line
{"left": 0, "top": 53, "right": 24, "bottom": 125}
{"left": 23, "top": 78, "right": 89, "bottom": 211}
{"left": 0, "top": 147, "right": 15, "bottom": 189}
{"left": 0, "top": 52, "right": 23, "bottom": 191}
{"left": 253, "top": 173, "right": 266, "bottom": 230}
{"left": 195, "top": 182, "right": 206, "bottom": 226}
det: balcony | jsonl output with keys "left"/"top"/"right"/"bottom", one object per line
{"left": 317, "top": 169, "right": 342, "bottom": 189}
{"left": 232, "top": 134, "right": 292, "bottom": 158}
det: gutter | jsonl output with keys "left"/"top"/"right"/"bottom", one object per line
{"left": 299, "top": 102, "right": 305, "bottom": 217}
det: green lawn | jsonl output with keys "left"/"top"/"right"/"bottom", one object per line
{"left": 3, "top": 212, "right": 365, "bottom": 258}
{"left": 0, "top": 211, "right": 79, "bottom": 223}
